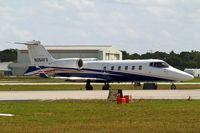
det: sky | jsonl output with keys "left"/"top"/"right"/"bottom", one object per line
{"left": 0, "top": 0, "right": 200, "bottom": 54}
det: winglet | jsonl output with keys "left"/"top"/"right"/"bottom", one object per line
{"left": 39, "top": 73, "right": 49, "bottom": 78}
{"left": 37, "top": 66, "right": 49, "bottom": 78}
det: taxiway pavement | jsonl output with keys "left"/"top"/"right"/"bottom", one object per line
{"left": 0, "top": 90, "right": 199, "bottom": 100}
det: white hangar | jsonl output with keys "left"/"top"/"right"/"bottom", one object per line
{"left": 184, "top": 68, "right": 200, "bottom": 77}
{"left": 10, "top": 45, "right": 122, "bottom": 75}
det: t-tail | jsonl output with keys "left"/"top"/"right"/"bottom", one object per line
{"left": 15, "top": 40, "right": 55, "bottom": 66}
{"left": 15, "top": 40, "right": 56, "bottom": 76}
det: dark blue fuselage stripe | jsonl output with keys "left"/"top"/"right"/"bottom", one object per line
{"left": 25, "top": 66, "right": 172, "bottom": 82}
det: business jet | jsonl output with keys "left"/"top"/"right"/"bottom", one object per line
{"left": 16, "top": 40, "right": 193, "bottom": 90}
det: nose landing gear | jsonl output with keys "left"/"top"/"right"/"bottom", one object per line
{"left": 170, "top": 83, "right": 176, "bottom": 90}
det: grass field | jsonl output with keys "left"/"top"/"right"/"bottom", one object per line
{"left": 0, "top": 100, "right": 199, "bottom": 133}
{"left": 0, "top": 76, "right": 200, "bottom": 91}
{"left": 0, "top": 84, "right": 200, "bottom": 91}
{"left": 0, "top": 76, "right": 64, "bottom": 83}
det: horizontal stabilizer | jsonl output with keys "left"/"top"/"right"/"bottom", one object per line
{"left": 14, "top": 40, "right": 41, "bottom": 45}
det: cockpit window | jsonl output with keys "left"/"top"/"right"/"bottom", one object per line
{"left": 149, "top": 62, "right": 169, "bottom": 68}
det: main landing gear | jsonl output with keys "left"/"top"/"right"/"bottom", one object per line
{"left": 85, "top": 80, "right": 110, "bottom": 90}
{"left": 102, "top": 82, "right": 110, "bottom": 90}
{"left": 85, "top": 80, "right": 93, "bottom": 90}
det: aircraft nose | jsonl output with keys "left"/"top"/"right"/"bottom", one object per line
{"left": 180, "top": 72, "right": 194, "bottom": 81}
{"left": 169, "top": 67, "right": 194, "bottom": 81}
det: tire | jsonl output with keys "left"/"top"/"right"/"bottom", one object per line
{"left": 171, "top": 84, "right": 176, "bottom": 90}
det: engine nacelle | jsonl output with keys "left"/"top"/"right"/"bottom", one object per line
{"left": 52, "top": 58, "right": 83, "bottom": 68}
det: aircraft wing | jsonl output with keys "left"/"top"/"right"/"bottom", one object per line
{"left": 39, "top": 72, "right": 106, "bottom": 82}
{"left": 52, "top": 76, "right": 107, "bottom": 82}
{"left": 31, "top": 66, "right": 107, "bottom": 82}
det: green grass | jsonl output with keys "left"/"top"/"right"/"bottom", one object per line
{"left": 185, "top": 77, "right": 200, "bottom": 82}
{"left": 0, "top": 76, "right": 64, "bottom": 83}
{"left": 0, "top": 84, "right": 200, "bottom": 91}
{"left": 0, "top": 84, "right": 137, "bottom": 91}
{"left": 0, "top": 100, "right": 199, "bottom": 133}
{"left": 0, "top": 76, "right": 200, "bottom": 91}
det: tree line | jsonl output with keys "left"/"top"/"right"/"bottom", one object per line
{"left": 0, "top": 49, "right": 17, "bottom": 62}
{"left": 0, "top": 49, "right": 200, "bottom": 70}
{"left": 122, "top": 50, "right": 200, "bottom": 70}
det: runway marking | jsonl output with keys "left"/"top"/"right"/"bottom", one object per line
{"left": 0, "top": 114, "right": 15, "bottom": 117}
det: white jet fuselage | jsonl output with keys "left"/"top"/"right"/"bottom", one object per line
{"left": 26, "top": 58, "right": 193, "bottom": 82}
{"left": 22, "top": 41, "right": 193, "bottom": 82}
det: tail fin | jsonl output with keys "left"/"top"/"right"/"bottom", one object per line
{"left": 27, "top": 41, "right": 55, "bottom": 66}
{"left": 21, "top": 41, "right": 55, "bottom": 66}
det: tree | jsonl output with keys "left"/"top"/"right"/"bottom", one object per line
{"left": 121, "top": 50, "right": 130, "bottom": 60}
{"left": 121, "top": 50, "right": 200, "bottom": 70}
{"left": 0, "top": 49, "right": 17, "bottom": 62}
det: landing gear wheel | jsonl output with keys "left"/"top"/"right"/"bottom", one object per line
{"left": 102, "top": 82, "right": 110, "bottom": 90}
{"left": 85, "top": 80, "right": 93, "bottom": 90}
{"left": 171, "top": 84, "right": 176, "bottom": 90}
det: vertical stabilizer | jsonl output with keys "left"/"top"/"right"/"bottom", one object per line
{"left": 25, "top": 41, "right": 55, "bottom": 66}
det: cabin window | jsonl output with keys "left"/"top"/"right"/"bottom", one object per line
{"left": 118, "top": 66, "right": 121, "bottom": 70}
{"left": 103, "top": 66, "right": 106, "bottom": 71}
{"left": 111, "top": 66, "right": 114, "bottom": 70}
{"left": 139, "top": 65, "right": 142, "bottom": 70}
{"left": 149, "top": 62, "right": 169, "bottom": 68}
{"left": 125, "top": 66, "right": 128, "bottom": 70}
{"left": 132, "top": 66, "right": 135, "bottom": 70}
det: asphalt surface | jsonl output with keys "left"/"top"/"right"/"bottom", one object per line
{"left": 0, "top": 90, "right": 199, "bottom": 100}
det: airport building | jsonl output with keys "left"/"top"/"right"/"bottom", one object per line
{"left": 184, "top": 69, "right": 200, "bottom": 77}
{"left": 0, "top": 62, "right": 13, "bottom": 76}
{"left": 10, "top": 45, "right": 122, "bottom": 75}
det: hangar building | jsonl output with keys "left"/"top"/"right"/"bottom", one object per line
{"left": 0, "top": 62, "right": 13, "bottom": 76}
{"left": 10, "top": 45, "right": 122, "bottom": 75}
{"left": 184, "top": 69, "right": 200, "bottom": 77}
